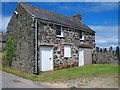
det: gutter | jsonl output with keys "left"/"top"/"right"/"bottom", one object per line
{"left": 36, "top": 18, "right": 95, "bottom": 33}
{"left": 32, "top": 15, "right": 38, "bottom": 74}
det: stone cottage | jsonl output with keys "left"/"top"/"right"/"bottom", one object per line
{"left": 7, "top": 2, "right": 95, "bottom": 74}
{"left": 0, "top": 32, "right": 7, "bottom": 51}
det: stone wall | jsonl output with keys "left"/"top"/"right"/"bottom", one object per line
{"left": 85, "top": 33, "right": 95, "bottom": 48}
{"left": 37, "top": 21, "right": 95, "bottom": 70}
{"left": 7, "top": 3, "right": 35, "bottom": 74}
{"left": 7, "top": 3, "right": 95, "bottom": 73}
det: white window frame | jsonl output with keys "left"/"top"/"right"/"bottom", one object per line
{"left": 56, "top": 27, "right": 63, "bottom": 37}
{"left": 80, "top": 31, "right": 84, "bottom": 40}
{"left": 64, "top": 45, "right": 71, "bottom": 57}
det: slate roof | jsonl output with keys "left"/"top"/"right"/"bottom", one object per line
{"left": 0, "top": 32, "right": 7, "bottom": 42}
{"left": 19, "top": 2, "right": 94, "bottom": 32}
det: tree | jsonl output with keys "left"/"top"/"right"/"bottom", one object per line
{"left": 96, "top": 47, "right": 99, "bottom": 53}
{"left": 116, "top": 46, "right": 119, "bottom": 58}
{"left": 5, "top": 35, "right": 16, "bottom": 66}
{"left": 109, "top": 46, "right": 113, "bottom": 53}
{"left": 112, "top": 50, "right": 115, "bottom": 54}
{"left": 100, "top": 48, "right": 103, "bottom": 53}
{"left": 103, "top": 48, "right": 107, "bottom": 53}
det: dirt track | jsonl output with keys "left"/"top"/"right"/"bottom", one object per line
{"left": 67, "top": 74, "right": 118, "bottom": 88}
{"left": 2, "top": 71, "right": 118, "bottom": 88}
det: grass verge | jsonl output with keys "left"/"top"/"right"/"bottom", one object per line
{"left": 2, "top": 64, "right": 118, "bottom": 82}
{"left": 0, "top": 52, "right": 2, "bottom": 71}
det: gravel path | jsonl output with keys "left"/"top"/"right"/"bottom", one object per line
{"left": 1, "top": 71, "right": 118, "bottom": 88}
{"left": 67, "top": 75, "right": 118, "bottom": 88}
{"left": 2, "top": 71, "right": 67, "bottom": 88}
{"left": 0, "top": 71, "right": 2, "bottom": 90}
{"left": 2, "top": 71, "right": 51, "bottom": 88}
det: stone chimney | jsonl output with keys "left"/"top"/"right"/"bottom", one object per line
{"left": 73, "top": 14, "right": 82, "bottom": 21}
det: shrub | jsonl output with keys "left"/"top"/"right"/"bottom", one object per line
{"left": 5, "top": 35, "right": 16, "bottom": 66}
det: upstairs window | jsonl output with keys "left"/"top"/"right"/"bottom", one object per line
{"left": 80, "top": 30, "right": 84, "bottom": 40}
{"left": 56, "top": 26, "right": 63, "bottom": 37}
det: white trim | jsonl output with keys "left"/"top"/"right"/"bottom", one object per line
{"left": 14, "top": 11, "right": 18, "bottom": 15}
{"left": 79, "top": 48, "right": 84, "bottom": 66}
{"left": 61, "top": 27, "right": 63, "bottom": 37}
{"left": 51, "top": 47, "right": 53, "bottom": 70}
{"left": 80, "top": 31, "right": 84, "bottom": 40}
{"left": 64, "top": 45, "right": 71, "bottom": 57}
{"left": 56, "top": 27, "right": 64, "bottom": 37}
{"left": 39, "top": 46, "right": 53, "bottom": 71}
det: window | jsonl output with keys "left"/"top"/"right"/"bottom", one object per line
{"left": 64, "top": 45, "right": 71, "bottom": 57}
{"left": 80, "top": 30, "right": 84, "bottom": 40}
{"left": 56, "top": 26, "right": 63, "bottom": 37}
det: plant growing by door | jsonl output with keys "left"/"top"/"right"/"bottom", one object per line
{"left": 5, "top": 34, "right": 16, "bottom": 66}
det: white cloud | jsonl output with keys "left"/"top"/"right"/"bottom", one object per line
{"left": 2, "top": 16, "right": 11, "bottom": 32}
{"left": 83, "top": 3, "right": 118, "bottom": 13}
{"left": 89, "top": 25, "right": 118, "bottom": 48}
{"left": 89, "top": 25, "right": 118, "bottom": 36}
{"left": 57, "top": 2, "right": 117, "bottom": 13}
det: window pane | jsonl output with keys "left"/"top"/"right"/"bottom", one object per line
{"left": 80, "top": 30, "right": 82, "bottom": 39}
{"left": 56, "top": 26, "right": 61, "bottom": 35}
{"left": 64, "top": 45, "right": 71, "bottom": 57}
{"left": 80, "top": 30, "right": 82, "bottom": 34}
{"left": 56, "top": 29, "right": 61, "bottom": 35}
{"left": 80, "top": 34, "right": 82, "bottom": 39}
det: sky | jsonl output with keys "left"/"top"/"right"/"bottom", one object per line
{"left": 0, "top": 2, "right": 118, "bottom": 49}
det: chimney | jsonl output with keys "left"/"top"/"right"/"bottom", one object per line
{"left": 73, "top": 14, "right": 82, "bottom": 21}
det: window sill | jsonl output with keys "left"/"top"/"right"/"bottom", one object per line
{"left": 80, "top": 39, "right": 85, "bottom": 41}
{"left": 56, "top": 35, "right": 64, "bottom": 38}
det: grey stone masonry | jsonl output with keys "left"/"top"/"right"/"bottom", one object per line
{"left": 7, "top": 3, "right": 35, "bottom": 74}
{"left": 7, "top": 2, "right": 95, "bottom": 74}
{"left": 37, "top": 21, "right": 95, "bottom": 70}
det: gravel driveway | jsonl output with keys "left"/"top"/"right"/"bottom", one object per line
{"left": 2, "top": 71, "right": 67, "bottom": 88}
{"left": 1, "top": 71, "right": 118, "bottom": 88}
{"left": 67, "top": 75, "right": 118, "bottom": 88}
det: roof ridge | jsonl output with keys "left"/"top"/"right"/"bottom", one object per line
{"left": 19, "top": 2, "right": 80, "bottom": 22}
{"left": 18, "top": 2, "right": 94, "bottom": 32}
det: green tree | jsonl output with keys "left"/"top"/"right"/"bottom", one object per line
{"left": 109, "top": 46, "right": 113, "bottom": 53}
{"left": 100, "top": 48, "right": 103, "bottom": 53}
{"left": 104, "top": 48, "right": 107, "bottom": 53}
{"left": 96, "top": 47, "right": 99, "bottom": 53}
{"left": 5, "top": 35, "right": 16, "bottom": 66}
{"left": 116, "top": 46, "right": 119, "bottom": 58}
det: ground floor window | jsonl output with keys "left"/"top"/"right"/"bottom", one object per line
{"left": 64, "top": 45, "right": 71, "bottom": 57}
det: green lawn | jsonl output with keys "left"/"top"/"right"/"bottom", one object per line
{"left": 2, "top": 64, "right": 118, "bottom": 82}
{"left": 0, "top": 52, "right": 2, "bottom": 70}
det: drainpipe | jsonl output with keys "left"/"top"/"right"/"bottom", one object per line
{"left": 32, "top": 15, "right": 38, "bottom": 74}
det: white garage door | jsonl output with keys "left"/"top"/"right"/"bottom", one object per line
{"left": 79, "top": 48, "right": 84, "bottom": 66}
{"left": 39, "top": 46, "right": 53, "bottom": 71}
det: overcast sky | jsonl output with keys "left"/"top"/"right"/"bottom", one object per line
{"left": 0, "top": 2, "right": 118, "bottom": 48}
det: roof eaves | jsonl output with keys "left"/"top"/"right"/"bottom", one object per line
{"left": 19, "top": 2, "right": 95, "bottom": 33}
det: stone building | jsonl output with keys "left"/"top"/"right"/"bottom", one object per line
{"left": 7, "top": 2, "right": 95, "bottom": 74}
{"left": 0, "top": 32, "right": 7, "bottom": 51}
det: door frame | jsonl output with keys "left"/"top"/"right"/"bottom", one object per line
{"left": 39, "top": 46, "right": 53, "bottom": 71}
{"left": 79, "top": 48, "right": 84, "bottom": 66}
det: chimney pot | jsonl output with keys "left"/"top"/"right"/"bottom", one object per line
{"left": 73, "top": 14, "right": 82, "bottom": 21}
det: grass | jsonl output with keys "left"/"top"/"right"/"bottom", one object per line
{"left": 2, "top": 64, "right": 118, "bottom": 82}
{"left": 0, "top": 52, "right": 6, "bottom": 71}
{"left": 0, "top": 52, "right": 2, "bottom": 70}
